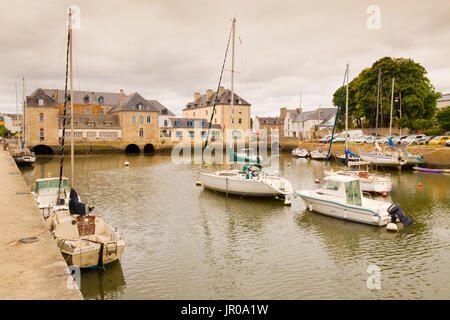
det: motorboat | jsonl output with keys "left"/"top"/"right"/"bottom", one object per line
{"left": 200, "top": 164, "right": 293, "bottom": 202}
{"left": 310, "top": 149, "right": 327, "bottom": 159}
{"left": 292, "top": 147, "right": 309, "bottom": 158}
{"left": 12, "top": 148, "right": 35, "bottom": 166}
{"left": 324, "top": 161, "right": 392, "bottom": 194}
{"left": 359, "top": 143, "right": 407, "bottom": 168}
{"left": 295, "top": 175, "right": 414, "bottom": 227}
{"left": 33, "top": 177, "right": 70, "bottom": 217}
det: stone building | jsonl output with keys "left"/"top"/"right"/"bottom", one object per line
{"left": 25, "top": 88, "right": 171, "bottom": 153}
{"left": 437, "top": 93, "right": 450, "bottom": 110}
{"left": 253, "top": 116, "right": 284, "bottom": 136}
{"left": 162, "top": 118, "right": 222, "bottom": 142}
{"left": 183, "top": 87, "right": 251, "bottom": 142}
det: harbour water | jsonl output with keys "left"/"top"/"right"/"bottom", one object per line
{"left": 20, "top": 153, "right": 450, "bottom": 299}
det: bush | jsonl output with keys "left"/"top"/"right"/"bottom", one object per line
{"left": 436, "top": 106, "right": 450, "bottom": 131}
{"left": 411, "top": 118, "right": 434, "bottom": 131}
{"left": 424, "top": 128, "right": 443, "bottom": 136}
{"left": 0, "top": 125, "right": 7, "bottom": 137}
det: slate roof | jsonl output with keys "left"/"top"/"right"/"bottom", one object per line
{"left": 169, "top": 117, "right": 221, "bottom": 129}
{"left": 184, "top": 89, "right": 250, "bottom": 110}
{"left": 299, "top": 108, "right": 337, "bottom": 123}
{"left": 42, "top": 89, "right": 121, "bottom": 106}
{"left": 59, "top": 114, "right": 120, "bottom": 129}
{"left": 147, "top": 100, "right": 175, "bottom": 116}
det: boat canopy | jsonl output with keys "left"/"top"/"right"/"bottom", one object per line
{"left": 35, "top": 177, "right": 68, "bottom": 193}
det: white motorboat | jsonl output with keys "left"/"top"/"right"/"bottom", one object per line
{"left": 33, "top": 177, "right": 70, "bottom": 216}
{"left": 310, "top": 149, "right": 327, "bottom": 159}
{"left": 324, "top": 161, "right": 392, "bottom": 194}
{"left": 292, "top": 147, "right": 309, "bottom": 158}
{"left": 295, "top": 175, "right": 413, "bottom": 227}
{"left": 200, "top": 164, "right": 293, "bottom": 201}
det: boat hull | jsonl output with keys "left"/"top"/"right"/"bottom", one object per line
{"left": 200, "top": 171, "right": 292, "bottom": 197}
{"left": 295, "top": 192, "right": 391, "bottom": 226}
{"left": 359, "top": 153, "right": 405, "bottom": 167}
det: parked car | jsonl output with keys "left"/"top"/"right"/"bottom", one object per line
{"left": 402, "top": 134, "right": 427, "bottom": 145}
{"left": 446, "top": 139, "right": 450, "bottom": 147}
{"left": 417, "top": 135, "right": 435, "bottom": 145}
{"left": 332, "top": 134, "right": 346, "bottom": 143}
{"left": 429, "top": 136, "right": 450, "bottom": 146}
{"left": 377, "top": 135, "right": 397, "bottom": 144}
{"left": 319, "top": 135, "right": 332, "bottom": 143}
{"left": 351, "top": 135, "right": 365, "bottom": 143}
{"left": 392, "top": 135, "right": 408, "bottom": 144}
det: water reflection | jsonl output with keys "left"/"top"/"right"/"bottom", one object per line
{"left": 81, "top": 261, "right": 126, "bottom": 300}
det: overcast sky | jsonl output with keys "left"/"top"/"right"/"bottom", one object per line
{"left": 0, "top": 0, "right": 449, "bottom": 117}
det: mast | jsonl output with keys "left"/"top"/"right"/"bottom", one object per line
{"left": 15, "top": 82, "right": 20, "bottom": 149}
{"left": 345, "top": 64, "right": 349, "bottom": 165}
{"left": 22, "top": 77, "right": 26, "bottom": 149}
{"left": 389, "top": 76, "right": 395, "bottom": 137}
{"left": 399, "top": 92, "right": 402, "bottom": 136}
{"left": 69, "top": 9, "right": 74, "bottom": 188}
{"left": 229, "top": 17, "right": 236, "bottom": 153}
{"left": 375, "top": 68, "right": 381, "bottom": 136}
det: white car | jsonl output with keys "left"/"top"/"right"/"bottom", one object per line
{"left": 402, "top": 134, "right": 427, "bottom": 145}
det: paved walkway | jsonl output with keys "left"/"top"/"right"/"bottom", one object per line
{"left": 0, "top": 149, "right": 82, "bottom": 299}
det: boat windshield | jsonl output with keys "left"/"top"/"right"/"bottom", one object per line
{"left": 35, "top": 178, "right": 68, "bottom": 193}
{"left": 324, "top": 180, "right": 341, "bottom": 191}
{"left": 344, "top": 180, "right": 362, "bottom": 206}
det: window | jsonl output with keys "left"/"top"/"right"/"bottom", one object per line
{"left": 87, "top": 132, "right": 96, "bottom": 138}
{"left": 99, "top": 132, "right": 118, "bottom": 138}
{"left": 139, "top": 115, "right": 143, "bottom": 124}
{"left": 132, "top": 115, "right": 136, "bottom": 124}
{"left": 176, "top": 131, "right": 183, "bottom": 138}
{"left": 232, "top": 130, "right": 241, "bottom": 139}
{"left": 189, "top": 131, "right": 195, "bottom": 138}
{"left": 238, "top": 118, "right": 242, "bottom": 124}
{"left": 40, "top": 128, "right": 44, "bottom": 141}
{"left": 206, "top": 110, "right": 208, "bottom": 115}
{"left": 201, "top": 131, "right": 207, "bottom": 138}
{"left": 324, "top": 181, "right": 340, "bottom": 191}
{"left": 100, "top": 108, "right": 104, "bottom": 115}
{"left": 39, "top": 113, "right": 44, "bottom": 122}
{"left": 104, "top": 121, "right": 112, "bottom": 127}
{"left": 137, "top": 104, "right": 143, "bottom": 110}
{"left": 202, "top": 120, "right": 206, "bottom": 127}
{"left": 188, "top": 120, "right": 193, "bottom": 127}
{"left": 176, "top": 120, "right": 181, "bottom": 127}
{"left": 139, "top": 128, "right": 144, "bottom": 138}
{"left": 147, "top": 116, "right": 151, "bottom": 124}
{"left": 84, "top": 95, "right": 89, "bottom": 103}
{"left": 238, "top": 109, "right": 242, "bottom": 114}
{"left": 164, "top": 119, "right": 168, "bottom": 127}
{"left": 87, "top": 121, "right": 95, "bottom": 127}
{"left": 73, "top": 132, "right": 82, "bottom": 138}
{"left": 98, "top": 96, "right": 104, "bottom": 104}
{"left": 345, "top": 180, "right": 362, "bottom": 206}
{"left": 85, "top": 107, "right": 91, "bottom": 114}
{"left": 38, "top": 98, "right": 44, "bottom": 106}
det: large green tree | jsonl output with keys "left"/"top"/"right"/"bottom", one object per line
{"left": 332, "top": 57, "right": 440, "bottom": 128}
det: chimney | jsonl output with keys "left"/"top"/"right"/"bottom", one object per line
{"left": 206, "top": 89, "right": 213, "bottom": 100}
{"left": 218, "top": 86, "right": 225, "bottom": 96}
{"left": 120, "top": 89, "right": 124, "bottom": 108}
{"left": 194, "top": 92, "right": 201, "bottom": 102}
{"left": 280, "top": 107, "right": 287, "bottom": 119}
{"left": 54, "top": 89, "right": 58, "bottom": 107}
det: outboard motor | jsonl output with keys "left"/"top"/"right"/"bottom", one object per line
{"left": 387, "top": 203, "right": 414, "bottom": 226}
{"left": 69, "top": 188, "right": 87, "bottom": 216}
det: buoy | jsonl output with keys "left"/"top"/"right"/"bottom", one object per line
{"left": 418, "top": 183, "right": 422, "bottom": 188}
{"left": 124, "top": 161, "right": 130, "bottom": 166}
{"left": 382, "top": 192, "right": 388, "bottom": 197}
{"left": 195, "top": 180, "right": 202, "bottom": 186}
{"left": 315, "top": 179, "right": 320, "bottom": 184}
{"left": 284, "top": 196, "right": 292, "bottom": 206}
{"left": 386, "top": 223, "right": 398, "bottom": 232}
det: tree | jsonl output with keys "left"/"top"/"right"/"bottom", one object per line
{"left": 436, "top": 106, "right": 450, "bottom": 131}
{"left": 0, "top": 125, "right": 7, "bottom": 137}
{"left": 332, "top": 57, "right": 441, "bottom": 128}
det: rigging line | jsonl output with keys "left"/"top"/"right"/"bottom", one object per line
{"left": 57, "top": 24, "right": 71, "bottom": 203}
{"left": 202, "top": 21, "right": 234, "bottom": 159}
{"left": 325, "top": 67, "right": 347, "bottom": 168}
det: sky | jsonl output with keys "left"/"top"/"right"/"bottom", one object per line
{"left": 0, "top": 0, "right": 449, "bottom": 117}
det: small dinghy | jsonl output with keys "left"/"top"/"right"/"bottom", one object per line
{"left": 413, "top": 167, "right": 450, "bottom": 173}
{"left": 295, "top": 175, "right": 414, "bottom": 227}
{"left": 292, "top": 147, "right": 309, "bottom": 158}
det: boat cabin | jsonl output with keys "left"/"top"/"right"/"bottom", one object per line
{"left": 34, "top": 177, "right": 69, "bottom": 207}
{"left": 321, "top": 176, "right": 363, "bottom": 206}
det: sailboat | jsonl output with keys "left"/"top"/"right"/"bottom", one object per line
{"left": 199, "top": 18, "right": 293, "bottom": 204}
{"left": 324, "top": 65, "right": 392, "bottom": 194}
{"left": 11, "top": 79, "right": 35, "bottom": 166}
{"left": 359, "top": 71, "right": 407, "bottom": 169}
{"left": 310, "top": 106, "right": 327, "bottom": 160}
{"left": 34, "top": 9, "right": 124, "bottom": 268}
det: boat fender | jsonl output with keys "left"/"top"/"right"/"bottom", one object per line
{"left": 386, "top": 223, "right": 398, "bottom": 232}
{"left": 387, "top": 203, "right": 414, "bottom": 226}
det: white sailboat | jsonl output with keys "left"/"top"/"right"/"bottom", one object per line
{"left": 34, "top": 9, "right": 124, "bottom": 268}
{"left": 199, "top": 18, "right": 293, "bottom": 204}
{"left": 310, "top": 148, "right": 327, "bottom": 159}
{"left": 324, "top": 65, "right": 392, "bottom": 194}
{"left": 295, "top": 175, "right": 413, "bottom": 227}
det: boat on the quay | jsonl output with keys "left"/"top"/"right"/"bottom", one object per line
{"left": 295, "top": 175, "right": 413, "bottom": 227}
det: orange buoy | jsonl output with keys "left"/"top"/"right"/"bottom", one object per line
{"left": 418, "top": 183, "right": 422, "bottom": 187}
{"left": 382, "top": 192, "right": 388, "bottom": 197}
